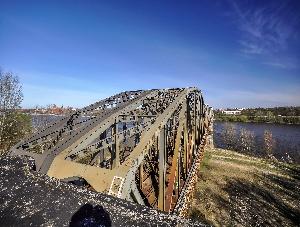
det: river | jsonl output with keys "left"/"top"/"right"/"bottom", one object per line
{"left": 214, "top": 121, "right": 300, "bottom": 164}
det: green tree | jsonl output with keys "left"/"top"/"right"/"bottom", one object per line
{"left": 0, "top": 69, "right": 32, "bottom": 155}
{"left": 266, "top": 111, "right": 274, "bottom": 122}
{"left": 237, "top": 115, "right": 248, "bottom": 122}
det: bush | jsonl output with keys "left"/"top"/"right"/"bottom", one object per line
{"left": 239, "top": 128, "right": 255, "bottom": 153}
{"left": 221, "top": 123, "right": 237, "bottom": 150}
{"left": 264, "top": 130, "right": 276, "bottom": 160}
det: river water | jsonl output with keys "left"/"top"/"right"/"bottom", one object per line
{"left": 214, "top": 121, "right": 300, "bottom": 164}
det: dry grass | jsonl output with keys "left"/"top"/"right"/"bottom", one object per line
{"left": 189, "top": 148, "right": 300, "bottom": 227}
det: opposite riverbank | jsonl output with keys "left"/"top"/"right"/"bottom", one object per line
{"left": 214, "top": 116, "right": 300, "bottom": 125}
{"left": 214, "top": 107, "right": 300, "bottom": 125}
{"left": 189, "top": 148, "right": 300, "bottom": 226}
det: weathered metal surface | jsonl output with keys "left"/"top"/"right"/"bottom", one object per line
{"left": 9, "top": 87, "right": 213, "bottom": 215}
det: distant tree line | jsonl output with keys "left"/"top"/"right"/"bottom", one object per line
{"left": 214, "top": 107, "right": 300, "bottom": 124}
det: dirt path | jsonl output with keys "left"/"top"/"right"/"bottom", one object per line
{"left": 189, "top": 148, "right": 300, "bottom": 227}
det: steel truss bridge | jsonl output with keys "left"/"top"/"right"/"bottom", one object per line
{"left": 10, "top": 87, "right": 213, "bottom": 216}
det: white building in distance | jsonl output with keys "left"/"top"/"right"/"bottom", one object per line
{"left": 222, "top": 110, "right": 242, "bottom": 115}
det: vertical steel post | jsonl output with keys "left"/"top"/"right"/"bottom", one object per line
{"left": 112, "top": 117, "right": 120, "bottom": 168}
{"left": 158, "top": 125, "right": 166, "bottom": 211}
{"left": 100, "top": 149, "right": 104, "bottom": 166}
{"left": 183, "top": 97, "right": 190, "bottom": 176}
{"left": 193, "top": 92, "right": 196, "bottom": 157}
{"left": 176, "top": 149, "right": 181, "bottom": 197}
{"left": 139, "top": 164, "right": 143, "bottom": 189}
{"left": 196, "top": 93, "right": 201, "bottom": 145}
{"left": 165, "top": 106, "right": 185, "bottom": 212}
{"left": 182, "top": 99, "right": 189, "bottom": 179}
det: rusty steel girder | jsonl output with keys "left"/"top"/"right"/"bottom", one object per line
{"left": 9, "top": 87, "right": 213, "bottom": 215}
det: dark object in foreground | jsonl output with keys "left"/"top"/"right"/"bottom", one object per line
{"left": 70, "top": 204, "right": 111, "bottom": 227}
{"left": 0, "top": 155, "right": 204, "bottom": 226}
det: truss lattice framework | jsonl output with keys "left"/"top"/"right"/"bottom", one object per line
{"left": 10, "top": 87, "right": 213, "bottom": 214}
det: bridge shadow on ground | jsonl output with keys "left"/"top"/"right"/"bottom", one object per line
{"left": 219, "top": 174, "right": 300, "bottom": 226}
{"left": 69, "top": 203, "right": 112, "bottom": 227}
{"left": 220, "top": 165, "right": 299, "bottom": 226}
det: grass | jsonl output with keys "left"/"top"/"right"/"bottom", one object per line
{"left": 189, "top": 148, "right": 300, "bottom": 226}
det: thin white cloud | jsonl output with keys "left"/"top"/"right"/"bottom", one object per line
{"left": 228, "top": 0, "right": 299, "bottom": 69}
{"left": 263, "top": 61, "right": 299, "bottom": 70}
{"left": 230, "top": 1, "right": 296, "bottom": 54}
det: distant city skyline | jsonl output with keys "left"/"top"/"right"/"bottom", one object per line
{"left": 1, "top": 0, "right": 299, "bottom": 108}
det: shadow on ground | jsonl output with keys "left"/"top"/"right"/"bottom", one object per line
{"left": 69, "top": 203, "right": 112, "bottom": 227}
{"left": 190, "top": 149, "right": 300, "bottom": 227}
{"left": 219, "top": 173, "right": 300, "bottom": 226}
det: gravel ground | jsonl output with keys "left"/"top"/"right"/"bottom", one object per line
{"left": 0, "top": 155, "right": 204, "bottom": 227}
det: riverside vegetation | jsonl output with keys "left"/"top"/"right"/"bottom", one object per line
{"left": 0, "top": 69, "right": 54, "bottom": 156}
{"left": 214, "top": 107, "right": 300, "bottom": 124}
{"left": 0, "top": 70, "right": 31, "bottom": 155}
{"left": 215, "top": 122, "right": 299, "bottom": 163}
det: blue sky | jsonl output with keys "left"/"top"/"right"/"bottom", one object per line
{"left": 0, "top": 0, "right": 299, "bottom": 108}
